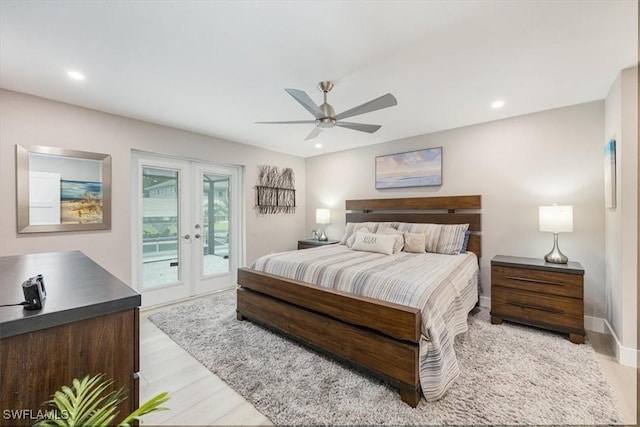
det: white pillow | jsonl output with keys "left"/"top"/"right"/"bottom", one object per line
{"left": 403, "top": 232, "right": 427, "bottom": 253}
{"left": 376, "top": 226, "right": 404, "bottom": 253}
{"left": 351, "top": 232, "right": 396, "bottom": 255}
{"left": 339, "top": 222, "right": 379, "bottom": 245}
{"left": 345, "top": 225, "right": 370, "bottom": 247}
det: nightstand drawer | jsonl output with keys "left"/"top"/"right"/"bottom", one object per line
{"left": 492, "top": 265, "right": 582, "bottom": 299}
{"left": 492, "top": 287, "right": 583, "bottom": 331}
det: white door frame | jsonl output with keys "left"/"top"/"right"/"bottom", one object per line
{"left": 131, "top": 151, "right": 244, "bottom": 307}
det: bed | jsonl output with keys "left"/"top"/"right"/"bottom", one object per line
{"left": 236, "top": 195, "right": 481, "bottom": 407}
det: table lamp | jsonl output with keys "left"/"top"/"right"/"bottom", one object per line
{"left": 539, "top": 205, "right": 573, "bottom": 264}
{"left": 316, "top": 208, "right": 331, "bottom": 241}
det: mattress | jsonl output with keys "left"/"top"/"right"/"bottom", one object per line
{"left": 250, "top": 244, "right": 479, "bottom": 401}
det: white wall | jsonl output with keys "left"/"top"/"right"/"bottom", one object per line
{"left": 0, "top": 89, "right": 306, "bottom": 285}
{"left": 306, "top": 101, "right": 606, "bottom": 318}
{"left": 604, "top": 66, "right": 638, "bottom": 362}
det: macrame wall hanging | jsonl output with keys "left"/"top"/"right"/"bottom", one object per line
{"left": 255, "top": 165, "right": 296, "bottom": 214}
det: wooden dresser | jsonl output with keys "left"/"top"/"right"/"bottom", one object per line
{"left": 490, "top": 255, "right": 585, "bottom": 344}
{"left": 0, "top": 251, "right": 141, "bottom": 425}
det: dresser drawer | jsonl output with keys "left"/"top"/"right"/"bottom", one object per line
{"left": 492, "top": 265, "right": 582, "bottom": 298}
{"left": 492, "top": 287, "right": 583, "bottom": 332}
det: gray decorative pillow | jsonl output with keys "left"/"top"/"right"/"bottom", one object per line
{"left": 351, "top": 232, "right": 396, "bottom": 255}
{"left": 434, "top": 223, "right": 469, "bottom": 255}
{"left": 376, "top": 226, "right": 404, "bottom": 253}
{"left": 403, "top": 232, "right": 427, "bottom": 253}
{"left": 395, "top": 222, "right": 470, "bottom": 255}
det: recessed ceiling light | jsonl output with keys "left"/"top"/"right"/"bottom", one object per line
{"left": 67, "top": 70, "right": 85, "bottom": 81}
{"left": 315, "top": 143, "right": 322, "bottom": 149}
{"left": 491, "top": 100, "right": 505, "bottom": 109}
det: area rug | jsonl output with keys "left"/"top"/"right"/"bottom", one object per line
{"left": 149, "top": 291, "right": 622, "bottom": 425}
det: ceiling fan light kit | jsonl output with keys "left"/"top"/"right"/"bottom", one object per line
{"left": 256, "top": 81, "right": 397, "bottom": 140}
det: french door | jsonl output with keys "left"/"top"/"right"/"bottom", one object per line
{"left": 131, "top": 152, "right": 242, "bottom": 307}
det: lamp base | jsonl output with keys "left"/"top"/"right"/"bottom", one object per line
{"left": 318, "top": 228, "right": 328, "bottom": 241}
{"left": 544, "top": 233, "right": 568, "bottom": 264}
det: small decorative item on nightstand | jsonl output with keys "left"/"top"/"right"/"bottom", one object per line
{"left": 490, "top": 255, "right": 585, "bottom": 344}
{"left": 298, "top": 239, "right": 339, "bottom": 250}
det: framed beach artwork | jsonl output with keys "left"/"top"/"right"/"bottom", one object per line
{"left": 16, "top": 145, "right": 111, "bottom": 233}
{"left": 604, "top": 139, "right": 616, "bottom": 209}
{"left": 375, "top": 147, "right": 442, "bottom": 189}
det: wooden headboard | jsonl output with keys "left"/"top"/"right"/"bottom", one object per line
{"left": 345, "top": 195, "right": 482, "bottom": 258}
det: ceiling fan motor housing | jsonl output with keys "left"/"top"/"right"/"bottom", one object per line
{"left": 316, "top": 117, "right": 336, "bottom": 128}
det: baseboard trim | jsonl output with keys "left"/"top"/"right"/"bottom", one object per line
{"left": 479, "top": 296, "right": 491, "bottom": 309}
{"left": 584, "top": 315, "right": 606, "bottom": 333}
{"left": 604, "top": 319, "right": 638, "bottom": 368}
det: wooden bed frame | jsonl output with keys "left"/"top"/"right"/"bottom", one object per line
{"left": 236, "top": 195, "right": 481, "bottom": 407}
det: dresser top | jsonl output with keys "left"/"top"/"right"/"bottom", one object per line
{"left": 491, "top": 255, "right": 584, "bottom": 275}
{"left": 0, "top": 250, "right": 141, "bottom": 338}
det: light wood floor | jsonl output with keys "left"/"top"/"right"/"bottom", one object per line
{"left": 139, "top": 293, "right": 636, "bottom": 425}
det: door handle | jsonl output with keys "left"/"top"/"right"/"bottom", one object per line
{"left": 194, "top": 234, "right": 201, "bottom": 239}
{"left": 183, "top": 234, "right": 190, "bottom": 240}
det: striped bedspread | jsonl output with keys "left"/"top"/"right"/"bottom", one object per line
{"left": 249, "top": 244, "right": 479, "bottom": 401}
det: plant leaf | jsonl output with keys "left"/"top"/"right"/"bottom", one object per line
{"left": 118, "top": 392, "right": 170, "bottom": 426}
{"left": 38, "top": 374, "right": 170, "bottom": 427}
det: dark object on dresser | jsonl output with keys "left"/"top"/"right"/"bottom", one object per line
{"left": 297, "top": 239, "right": 340, "bottom": 250}
{"left": 490, "top": 255, "right": 585, "bottom": 344}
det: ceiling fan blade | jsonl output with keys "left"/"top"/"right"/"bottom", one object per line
{"left": 336, "top": 122, "right": 382, "bottom": 133}
{"left": 255, "top": 120, "right": 316, "bottom": 124}
{"left": 304, "top": 127, "right": 323, "bottom": 140}
{"left": 285, "top": 89, "right": 325, "bottom": 119}
{"left": 334, "top": 93, "right": 397, "bottom": 121}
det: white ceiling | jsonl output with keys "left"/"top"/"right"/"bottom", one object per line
{"left": 0, "top": 1, "right": 637, "bottom": 158}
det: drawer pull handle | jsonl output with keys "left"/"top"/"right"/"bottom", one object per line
{"left": 507, "top": 301, "right": 562, "bottom": 314}
{"left": 505, "top": 276, "right": 564, "bottom": 286}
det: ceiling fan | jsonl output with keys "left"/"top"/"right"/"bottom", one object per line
{"left": 256, "top": 81, "right": 398, "bottom": 140}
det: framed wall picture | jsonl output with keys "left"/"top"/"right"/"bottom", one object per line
{"left": 16, "top": 145, "right": 112, "bottom": 233}
{"left": 375, "top": 147, "right": 442, "bottom": 189}
{"left": 604, "top": 139, "right": 616, "bottom": 209}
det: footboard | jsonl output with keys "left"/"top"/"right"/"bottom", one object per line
{"left": 237, "top": 267, "right": 422, "bottom": 407}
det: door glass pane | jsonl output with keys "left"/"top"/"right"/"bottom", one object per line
{"left": 202, "top": 174, "right": 230, "bottom": 276}
{"left": 142, "top": 167, "right": 180, "bottom": 288}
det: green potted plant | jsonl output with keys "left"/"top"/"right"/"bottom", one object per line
{"left": 35, "top": 374, "right": 169, "bottom": 427}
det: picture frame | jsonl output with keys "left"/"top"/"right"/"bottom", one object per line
{"left": 375, "top": 147, "right": 442, "bottom": 189}
{"left": 604, "top": 139, "right": 616, "bottom": 209}
{"left": 16, "top": 145, "right": 112, "bottom": 233}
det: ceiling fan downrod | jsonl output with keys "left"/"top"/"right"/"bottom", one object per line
{"left": 317, "top": 81, "right": 336, "bottom": 127}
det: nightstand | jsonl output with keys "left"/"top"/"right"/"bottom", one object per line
{"left": 490, "top": 255, "right": 585, "bottom": 344}
{"left": 297, "top": 239, "right": 339, "bottom": 250}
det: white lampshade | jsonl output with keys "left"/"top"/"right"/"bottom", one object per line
{"left": 539, "top": 205, "right": 573, "bottom": 233}
{"left": 316, "top": 208, "right": 331, "bottom": 225}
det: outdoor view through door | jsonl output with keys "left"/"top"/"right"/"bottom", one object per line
{"left": 201, "top": 173, "right": 230, "bottom": 276}
{"left": 142, "top": 167, "right": 180, "bottom": 287}
{"left": 133, "top": 153, "right": 241, "bottom": 307}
